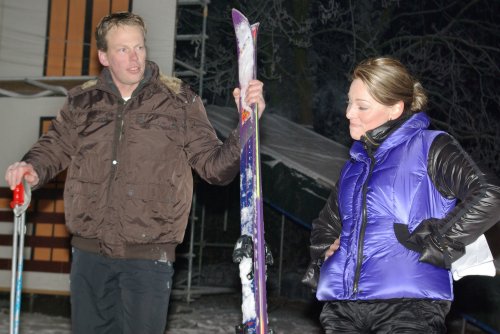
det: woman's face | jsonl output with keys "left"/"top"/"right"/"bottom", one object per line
{"left": 346, "top": 78, "right": 401, "bottom": 140}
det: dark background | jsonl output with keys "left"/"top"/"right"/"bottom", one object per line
{"left": 177, "top": 0, "right": 500, "bottom": 175}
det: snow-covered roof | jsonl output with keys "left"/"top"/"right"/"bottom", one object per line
{"left": 205, "top": 105, "right": 350, "bottom": 189}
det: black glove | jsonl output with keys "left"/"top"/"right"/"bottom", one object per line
{"left": 406, "top": 218, "right": 441, "bottom": 250}
{"left": 301, "top": 258, "right": 323, "bottom": 290}
{"left": 394, "top": 219, "right": 465, "bottom": 269}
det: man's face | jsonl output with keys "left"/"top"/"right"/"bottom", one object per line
{"left": 98, "top": 25, "right": 146, "bottom": 97}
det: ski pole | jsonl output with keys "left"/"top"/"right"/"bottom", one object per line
{"left": 9, "top": 178, "right": 31, "bottom": 334}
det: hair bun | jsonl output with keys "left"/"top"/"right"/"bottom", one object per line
{"left": 411, "top": 81, "right": 428, "bottom": 111}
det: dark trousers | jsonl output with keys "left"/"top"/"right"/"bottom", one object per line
{"left": 320, "top": 299, "right": 451, "bottom": 334}
{"left": 70, "top": 248, "right": 174, "bottom": 334}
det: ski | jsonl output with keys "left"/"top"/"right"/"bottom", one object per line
{"left": 231, "top": 8, "right": 273, "bottom": 334}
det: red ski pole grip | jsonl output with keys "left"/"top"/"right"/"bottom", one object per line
{"left": 10, "top": 182, "right": 25, "bottom": 208}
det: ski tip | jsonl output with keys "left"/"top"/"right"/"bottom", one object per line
{"left": 232, "top": 8, "right": 249, "bottom": 25}
{"left": 231, "top": 8, "right": 244, "bottom": 17}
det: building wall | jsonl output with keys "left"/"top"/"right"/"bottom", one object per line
{"left": 0, "top": 97, "right": 65, "bottom": 184}
{"left": 132, "top": 0, "right": 177, "bottom": 76}
{"left": 0, "top": 0, "right": 49, "bottom": 77}
{"left": 0, "top": 0, "right": 176, "bottom": 77}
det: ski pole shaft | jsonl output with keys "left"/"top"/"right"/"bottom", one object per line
{"left": 9, "top": 180, "right": 30, "bottom": 334}
{"left": 9, "top": 216, "right": 19, "bottom": 334}
{"left": 14, "top": 213, "right": 26, "bottom": 334}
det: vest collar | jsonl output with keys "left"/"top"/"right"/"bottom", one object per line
{"left": 361, "top": 115, "right": 410, "bottom": 153}
{"left": 350, "top": 112, "right": 430, "bottom": 160}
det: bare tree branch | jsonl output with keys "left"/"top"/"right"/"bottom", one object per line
{"left": 176, "top": 0, "right": 500, "bottom": 174}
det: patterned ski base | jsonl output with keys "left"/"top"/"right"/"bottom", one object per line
{"left": 231, "top": 8, "right": 272, "bottom": 334}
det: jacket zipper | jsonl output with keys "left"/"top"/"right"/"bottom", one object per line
{"left": 106, "top": 100, "right": 127, "bottom": 203}
{"left": 352, "top": 152, "right": 375, "bottom": 295}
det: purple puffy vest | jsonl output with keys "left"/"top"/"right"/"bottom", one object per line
{"left": 317, "top": 113, "right": 455, "bottom": 301}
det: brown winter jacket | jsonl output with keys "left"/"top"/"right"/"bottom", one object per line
{"left": 23, "top": 61, "right": 240, "bottom": 261}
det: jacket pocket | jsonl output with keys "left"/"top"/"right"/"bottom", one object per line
{"left": 120, "top": 182, "right": 184, "bottom": 243}
{"left": 128, "top": 113, "right": 183, "bottom": 156}
{"left": 75, "top": 109, "right": 115, "bottom": 136}
{"left": 64, "top": 181, "right": 103, "bottom": 237}
{"left": 135, "top": 113, "right": 181, "bottom": 131}
{"left": 68, "top": 152, "right": 109, "bottom": 183}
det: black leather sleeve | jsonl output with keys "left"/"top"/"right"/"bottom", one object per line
{"left": 302, "top": 186, "right": 342, "bottom": 289}
{"left": 408, "top": 133, "right": 500, "bottom": 268}
{"left": 310, "top": 188, "right": 342, "bottom": 259}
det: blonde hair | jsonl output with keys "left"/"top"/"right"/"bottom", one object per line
{"left": 352, "top": 57, "right": 427, "bottom": 113}
{"left": 95, "top": 12, "right": 146, "bottom": 51}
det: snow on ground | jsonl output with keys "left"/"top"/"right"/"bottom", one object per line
{"left": 0, "top": 312, "right": 70, "bottom": 334}
{"left": 0, "top": 293, "right": 323, "bottom": 334}
{"left": 0, "top": 287, "right": 495, "bottom": 333}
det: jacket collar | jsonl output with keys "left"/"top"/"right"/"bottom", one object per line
{"left": 98, "top": 61, "right": 158, "bottom": 98}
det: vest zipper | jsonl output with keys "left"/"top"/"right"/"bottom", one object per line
{"left": 352, "top": 153, "right": 375, "bottom": 295}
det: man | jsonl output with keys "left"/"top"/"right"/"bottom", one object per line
{"left": 5, "top": 12, "right": 265, "bottom": 334}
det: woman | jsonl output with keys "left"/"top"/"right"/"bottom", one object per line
{"left": 303, "top": 57, "right": 500, "bottom": 333}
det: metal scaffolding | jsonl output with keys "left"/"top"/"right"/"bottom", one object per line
{"left": 175, "top": 0, "right": 210, "bottom": 98}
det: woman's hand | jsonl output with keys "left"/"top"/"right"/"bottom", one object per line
{"left": 325, "top": 238, "right": 340, "bottom": 260}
